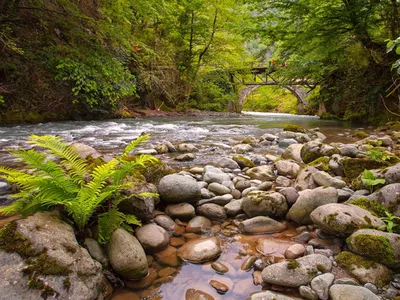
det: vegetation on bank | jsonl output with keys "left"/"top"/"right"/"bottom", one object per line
{"left": 2, "top": 1, "right": 400, "bottom": 123}
{"left": 0, "top": 134, "right": 158, "bottom": 244}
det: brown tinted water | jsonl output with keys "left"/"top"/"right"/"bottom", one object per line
{"left": 111, "top": 220, "right": 303, "bottom": 300}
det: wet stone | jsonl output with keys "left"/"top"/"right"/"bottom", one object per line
{"left": 154, "top": 246, "right": 181, "bottom": 267}
{"left": 209, "top": 279, "right": 229, "bottom": 294}
{"left": 170, "top": 237, "right": 185, "bottom": 247}
{"left": 158, "top": 267, "right": 176, "bottom": 277}
{"left": 185, "top": 288, "right": 215, "bottom": 300}
{"left": 211, "top": 261, "right": 229, "bottom": 274}
{"left": 177, "top": 237, "right": 222, "bottom": 263}
{"left": 241, "top": 255, "right": 257, "bottom": 271}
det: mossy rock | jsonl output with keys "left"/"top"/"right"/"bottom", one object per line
{"left": 348, "top": 198, "right": 389, "bottom": 218}
{"left": 341, "top": 158, "right": 390, "bottom": 180}
{"left": 307, "top": 156, "right": 330, "bottom": 172}
{"left": 319, "top": 112, "right": 339, "bottom": 120}
{"left": 336, "top": 251, "right": 392, "bottom": 287}
{"left": 347, "top": 230, "right": 399, "bottom": 266}
{"left": 232, "top": 155, "right": 255, "bottom": 168}
{"left": 353, "top": 131, "right": 369, "bottom": 139}
{"left": 283, "top": 124, "right": 306, "bottom": 133}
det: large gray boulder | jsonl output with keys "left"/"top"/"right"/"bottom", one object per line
{"left": 238, "top": 216, "right": 286, "bottom": 234}
{"left": 312, "top": 171, "right": 346, "bottom": 189}
{"left": 261, "top": 254, "right": 332, "bottom": 287}
{"left": 346, "top": 229, "right": 400, "bottom": 266}
{"left": 135, "top": 224, "right": 170, "bottom": 253}
{"left": 295, "top": 166, "right": 319, "bottom": 191}
{"left": 374, "top": 183, "right": 400, "bottom": 216}
{"left": 329, "top": 284, "right": 380, "bottom": 300}
{"left": 224, "top": 199, "right": 243, "bottom": 216}
{"left": 310, "top": 203, "right": 385, "bottom": 237}
{"left": 177, "top": 237, "right": 221, "bottom": 263}
{"left": 281, "top": 144, "right": 304, "bottom": 163}
{"left": 106, "top": 228, "right": 148, "bottom": 280}
{"left": 196, "top": 203, "right": 227, "bottom": 221}
{"left": 384, "top": 163, "right": 400, "bottom": 184}
{"left": 0, "top": 212, "right": 103, "bottom": 300}
{"left": 158, "top": 174, "right": 201, "bottom": 203}
{"left": 246, "top": 165, "right": 276, "bottom": 181}
{"left": 242, "top": 191, "right": 288, "bottom": 218}
{"left": 274, "top": 160, "right": 301, "bottom": 179}
{"left": 287, "top": 187, "right": 338, "bottom": 225}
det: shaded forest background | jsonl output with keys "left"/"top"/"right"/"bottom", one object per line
{"left": 1, "top": 0, "right": 400, "bottom": 124}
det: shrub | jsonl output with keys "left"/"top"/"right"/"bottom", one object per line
{"left": 0, "top": 134, "right": 158, "bottom": 243}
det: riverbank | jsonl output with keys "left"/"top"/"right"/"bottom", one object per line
{"left": 1, "top": 124, "right": 400, "bottom": 299}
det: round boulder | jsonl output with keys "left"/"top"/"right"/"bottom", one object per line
{"left": 196, "top": 203, "right": 227, "bottom": 221}
{"left": 177, "top": 237, "right": 222, "bottom": 263}
{"left": 238, "top": 216, "right": 286, "bottom": 234}
{"left": 135, "top": 224, "right": 170, "bottom": 253}
{"left": 106, "top": 228, "right": 148, "bottom": 280}
{"left": 158, "top": 174, "right": 201, "bottom": 204}
{"left": 242, "top": 191, "right": 288, "bottom": 218}
{"left": 165, "top": 203, "right": 195, "bottom": 220}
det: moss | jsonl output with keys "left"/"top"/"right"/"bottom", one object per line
{"left": 336, "top": 251, "right": 377, "bottom": 270}
{"left": 307, "top": 156, "right": 330, "bottom": 172}
{"left": 353, "top": 131, "right": 369, "bottom": 139}
{"left": 316, "top": 264, "right": 326, "bottom": 273}
{"left": 63, "top": 277, "right": 71, "bottom": 290}
{"left": 348, "top": 234, "right": 397, "bottom": 265}
{"left": 323, "top": 212, "right": 358, "bottom": 234}
{"left": 348, "top": 198, "right": 389, "bottom": 217}
{"left": 0, "top": 222, "right": 40, "bottom": 257}
{"left": 320, "top": 112, "right": 339, "bottom": 120}
{"left": 283, "top": 124, "right": 306, "bottom": 133}
{"left": 23, "top": 253, "right": 71, "bottom": 277}
{"left": 286, "top": 259, "right": 300, "bottom": 270}
{"left": 341, "top": 158, "right": 389, "bottom": 180}
{"left": 302, "top": 151, "right": 322, "bottom": 164}
{"left": 233, "top": 155, "right": 255, "bottom": 168}
{"left": 336, "top": 251, "right": 392, "bottom": 287}
{"left": 306, "top": 268, "right": 318, "bottom": 278}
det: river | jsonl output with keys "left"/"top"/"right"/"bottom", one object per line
{"left": 0, "top": 112, "right": 362, "bottom": 168}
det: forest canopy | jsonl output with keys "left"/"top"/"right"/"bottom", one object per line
{"left": 1, "top": 0, "right": 400, "bottom": 123}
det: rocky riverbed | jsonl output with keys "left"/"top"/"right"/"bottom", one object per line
{"left": 1, "top": 123, "right": 400, "bottom": 300}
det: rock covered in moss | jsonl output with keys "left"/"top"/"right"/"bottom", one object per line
{"left": 310, "top": 203, "right": 384, "bottom": 237}
{"left": 295, "top": 166, "right": 319, "bottom": 191}
{"left": 106, "top": 228, "right": 148, "bottom": 280}
{"left": 341, "top": 158, "right": 389, "bottom": 180}
{"left": 283, "top": 124, "right": 306, "bottom": 133}
{"left": 329, "top": 284, "right": 380, "bottom": 300}
{"left": 232, "top": 155, "right": 255, "bottom": 168}
{"left": 301, "top": 141, "right": 324, "bottom": 164}
{"left": 158, "top": 174, "right": 201, "bottom": 204}
{"left": 118, "top": 182, "right": 159, "bottom": 222}
{"left": 242, "top": 191, "right": 288, "bottom": 218}
{"left": 0, "top": 211, "right": 103, "bottom": 300}
{"left": 274, "top": 160, "right": 301, "bottom": 179}
{"left": 336, "top": 251, "right": 392, "bottom": 287}
{"left": 246, "top": 165, "right": 276, "bottom": 181}
{"left": 287, "top": 187, "right": 338, "bottom": 225}
{"left": 261, "top": 254, "right": 332, "bottom": 287}
{"left": 346, "top": 229, "right": 400, "bottom": 266}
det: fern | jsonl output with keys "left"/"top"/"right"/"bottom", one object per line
{"left": 121, "top": 134, "right": 150, "bottom": 160}
{"left": 0, "top": 134, "right": 158, "bottom": 243}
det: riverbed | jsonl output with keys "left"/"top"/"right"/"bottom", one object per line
{"left": 0, "top": 112, "right": 362, "bottom": 168}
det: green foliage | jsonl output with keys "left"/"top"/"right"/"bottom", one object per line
{"left": 242, "top": 86, "right": 298, "bottom": 114}
{"left": 361, "top": 170, "right": 386, "bottom": 193}
{"left": 55, "top": 56, "right": 136, "bottom": 108}
{"left": 380, "top": 212, "right": 400, "bottom": 233}
{"left": 0, "top": 134, "right": 159, "bottom": 243}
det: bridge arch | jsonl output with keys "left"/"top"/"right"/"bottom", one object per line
{"left": 237, "top": 84, "right": 309, "bottom": 113}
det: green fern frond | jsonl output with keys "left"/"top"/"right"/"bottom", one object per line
{"left": 124, "top": 214, "right": 141, "bottom": 225}
{"left": 97, "top": 208, "right": 125, "bottom": 244}
{"left": 0, "top": 199, "right": 28, "bottom": 215}
{"left": 121, "top": 134, "right": 150, "bottom": 160}
{"left": 28, "top": 135, "right": 88, "bottom": 185}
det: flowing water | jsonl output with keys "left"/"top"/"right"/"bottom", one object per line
{"left": 0, "top": 112, "right": 365, "bottom": 299}
{"left": 0, "top": 112, "right": 362, "bottom": 168}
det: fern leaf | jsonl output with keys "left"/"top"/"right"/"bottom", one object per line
{"left": 124, "top": 214, "right": 141, "bottom": 226}
{"left": 28, "top": 135, "right": 88, "bottom": 185}
{"left": 121, "top": 134, "right": 150, "bottom": 160}
{"left": 97, "top": 208, "right": 125, "bottom": 244}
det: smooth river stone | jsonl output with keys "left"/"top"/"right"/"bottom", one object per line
{"left": 177, "top": 237, "right": 222, "bottom": 263}
{"left": 186, "top": 216, "right": 212, "bottom": 233}
{"left": 256, "top": 238, "right": 295, "bottom": 258}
